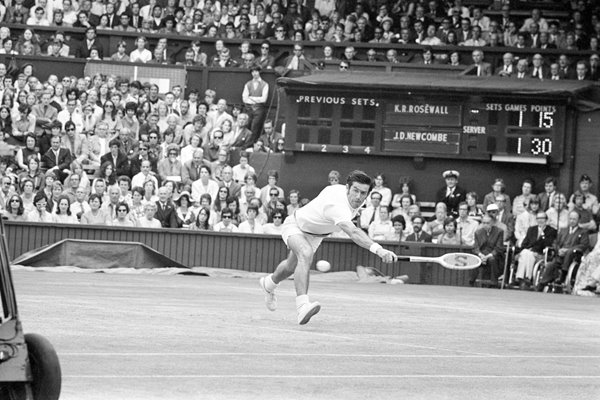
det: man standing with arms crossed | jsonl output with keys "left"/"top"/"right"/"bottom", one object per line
{"left": 242, "top": 65, "right": 269, "bottom": 143}
{"left": 259, "top": 171, "right": 397, "bottom": 325}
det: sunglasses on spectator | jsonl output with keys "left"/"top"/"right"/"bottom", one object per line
{"left": 273, "top": 215, "right": 283, "bottom": 219}
{"left": 10, "top": 199, "right": 20, "bottom": 203}
{"left": 117, "top": 208, "right": 128, "bottom": 212}
{"left": 105, "top": 104, "right": 114, "bottom": 108}
{"left": 222, "top": 215, "right": 232, "bottom": 219}
{"left": 67, "top": 128, "right": 76, "bottom": 131}
{"left": 270, "top": 193, "right": 278, "bottom": 196}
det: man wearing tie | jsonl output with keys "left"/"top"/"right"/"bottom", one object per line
{"left": 154, "top": 186, "right": 178, "bottom": 228}
{"left": 575, "top": 61, "right": 589, "bottom": 81}
{"left": 471, "top": 49, "right": 492, "bottom": 77}
{"left": 471, "top": 214, "right": 504, "bottom": 287}
{"left": 360, "top": 192, "right": 382, "bottom": 231}
{"left": 181, "top": 149, "right": 207, "bottom": 193}
{"left": 75, "top": 27, "right": 104, "bottom": 59}
{"left": 436, "top": 170, "right": 467, "bottom": 218}
{"left": 513, "top": 59, "right": 528, "bottom": 79}
{"left": 537, "top": 211, "right": 590, "bottom": 291}
{"left": 405, "top": 216, "right": 432, "bottom": 243}
{"left": 538, "top": 177, "right": 558, "bottom": 211}
{"left": 219, "top": 166, "right": 242, "bottom": 199}
{"left": 515, "top": 211, "right": 557, "bottom": 289}
{"left": 549, "top": 63, "right": 561, "bottom": 80}
{"left": 530, "top": 54, "right": 547, "bottom": 80}
{"left": 497, "top": 52, "right": 515, "bottom": 77}
{"left": 42, "top": 135, "right": 73, "bottom": 183}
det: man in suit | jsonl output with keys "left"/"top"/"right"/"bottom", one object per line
{"left": 181, "top": 149, "right": 208, "bottom": 191}
{"left": 515, "top": 211, "right": 557, "bottom": 289}
{"left": 75, "top": 27, "right": 104, "bottom": 59}
{"left": 219, "top": 166, "right": 241, "bottom": 199}
{"left": 154, "top": 186, "right": 178, "bottom": 228}
{"left": 497, "top": 52, "right": 515, "bottom": 77}
{"left": 436, "top": 170, "right": 467, "bottom": 218}
{"left": 530, "top": 54, "right": 548, "bottom": 80}
{"left": 406, "top": 216, "right": 432, "bottom": 243}
{"left": 471, "top": 214, "right": 505, "bottom": 287}
{"left": 575, "top": 61, "right": 589, "bottom": 81}
{"left": 558, "top": 54, "right": 576, "bottom": 80}
{"left": 100, "top": 139, "right": 130, "bottom": 177}
{"left": 537, "top": 211, "right": 590, "bottom": 290}
{"left": 538, "top": 177, "right": 558, "bottom": 211}
{"left": 471, "top": 49, "right": 492, "bottom": 77}
{"left": 230, "top": 113, "right": 254, "bottom": 151}
{"left": 42, "top": 135, "right": 73, "bottom": 183}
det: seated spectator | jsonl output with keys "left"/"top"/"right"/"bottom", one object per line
{"left": 53, "top": 194, "right": 78, "bottom": 224}
{"left": 438, "top": 217, "right": 460, "bottom": 245}
{"left": 157, "top": 144, "right": 182, "bottom": 184}
{"left": 537, "top": 211, "right": 590, "bottom": 290}
{"left": 368, "top": 206, "right": 394, "bottom": 241}
{"left": 406, "top": 216, "right": 432, "bottom": 242}
{"left": 513, "top": 179, "right": 535, "bottom": 216}
{"left": 80, "top": 193, "right": 111, "bottom": 225}
{"left": 137, "top": 202, "right": 162, "bottom": 228}
{"left": 154, "top": 186, "right": 177, "bottom": 228}
{"left": 262, "top": 210, "right": 284, "bottom": 235}
{"left": 483, "top": 178, "right": 511, "bottom": 212}
{"left": 3, "top": 194, "right": 27, "bottom": 221}
{"left": 515, "top": 197, "right": 541, "bottom": 247}
{"left": 427, "top": 202, "right": 448, "bottom": 242}
{"left": 189, "top": 206, "right": 212, "bottom": 231}
{"left": 547, "top": 193, "right": 569, "bottom": 231}
{"left": 470, "top": 214, "right": 504, "bottom": 287}
{"left": 515, "top": 211, "right": 557, "bottom": 290}
{"left": 571, "top": 193, "right": 597, "bottom": 232}
{"left": 568, "top": 174, "right": 599, "bottom": 215}
{"left": 110, "top": 40, "right": 130, "bottom": 62}
{"left": 368, "top": 173, "right": 392, "bottom": 207}
{"left": 113, "top": 202, "right": 135, "bottom": 227}
{"left": 213, "top": 207, "right": 239, "bottom": 232}
{"left": 130, "top": 37, "right": 152, "bottom": 63}
{"left": 456, "top": 202, "right": 478, "bottom": 246}
{"left": 27, "top": 192, "right": 53, "bottom": 222}
{"left": 174, "top": 191, "right": 194, "bottom": 228}
{"left": 471, "top": 49, "right": 492, "bottom": 76}
{"left": 75, "top": 27, "right": 104, "bottom": 59}
{"left": 191, "top": 165, "right": 219, "bottom": 203}
{"left": 259, "top": 169, "right": 284, "bottom": 204}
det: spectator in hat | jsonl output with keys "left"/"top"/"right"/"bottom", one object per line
{"left": 436, "top": 170, "right": 467, "bottom": 218}
{"left": 174, "top": 191, "right": 195, "bottom": 228}
{"left": 485, "top": 203, "right": 508, "bottom": 242}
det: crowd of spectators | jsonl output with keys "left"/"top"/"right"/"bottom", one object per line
{"left": 0, "top": 0, "right": 598, "bottom": 292}
{"left": 0, "top": 1, "right": 599, "bottom": 77}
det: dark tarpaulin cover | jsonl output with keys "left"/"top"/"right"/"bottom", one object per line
{"left": 278, "top": 71, "right": 595, "bottom": 98}
{"left": 12, "top": 239, "right": 188, "bottom": 269}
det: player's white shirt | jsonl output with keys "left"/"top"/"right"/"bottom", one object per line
{"left": 295, "top": 184, "right": 362, "bottom": 235}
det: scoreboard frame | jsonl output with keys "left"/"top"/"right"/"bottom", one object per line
{"left": 278, "top": 73, "right": 587, "bottom": 165}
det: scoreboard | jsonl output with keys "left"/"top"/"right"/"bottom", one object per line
{"left": 279, "top": 74, "right": 581, "bottom": 165}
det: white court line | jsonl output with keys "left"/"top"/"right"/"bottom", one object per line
{"left": 233, "top": 322, "right": 498, "bottom": 357}
{"left": 226, "top": 284, "right": 600, "bottom": 327}
{"left": 60, "top": 353, "right": 600, "bottom": 359}
{"left": 63, "top": 374, "right": 600, "bottom": 379}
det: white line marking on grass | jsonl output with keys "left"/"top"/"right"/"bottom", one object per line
{"left": 233, "top": 323, "right": 497, "bottom": 357}
{"left": 63, "top": 374, "right": 600, "bottom": 379}
{"left": 60, "top": 353, "right": 600, "bottom": 359}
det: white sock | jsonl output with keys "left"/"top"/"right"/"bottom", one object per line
{"left": 296, "top": 294, "right": 309, "bottom": 310}
{"left": 264, "top": 274, "right": 278, "bottom": 292}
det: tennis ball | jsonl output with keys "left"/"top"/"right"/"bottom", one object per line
{"left": 316, "top": 260, "right": 331, "bottom": 272}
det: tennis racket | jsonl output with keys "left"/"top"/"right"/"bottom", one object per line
{"left": 395, "top": 252, "right": 481, "bottom": 270}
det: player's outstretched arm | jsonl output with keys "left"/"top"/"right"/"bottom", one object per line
{"left": 337, "top": 221, "right": 397, "bottom": 263}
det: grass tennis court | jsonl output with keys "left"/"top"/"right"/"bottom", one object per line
{"left": 12, "top": 270, "right": 600, "bottom": 400}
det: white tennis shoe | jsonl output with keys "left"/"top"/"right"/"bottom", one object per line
{"left": 259, "top": 277, "right": 277, "bottom": 311}
{"left": 297, "top": 301, "right": 321, "bottom": 325}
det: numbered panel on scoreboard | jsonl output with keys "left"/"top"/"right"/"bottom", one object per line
{"left": 285, "top": 92, "right": 567, "bottom": 163}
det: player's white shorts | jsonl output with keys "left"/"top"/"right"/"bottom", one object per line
{"left": 281, "top": 214, "right": 327, "bottom": 253}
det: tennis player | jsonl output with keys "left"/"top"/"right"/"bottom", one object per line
{"left": 260, "top": 170, "right": 398, "bottom": 325}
